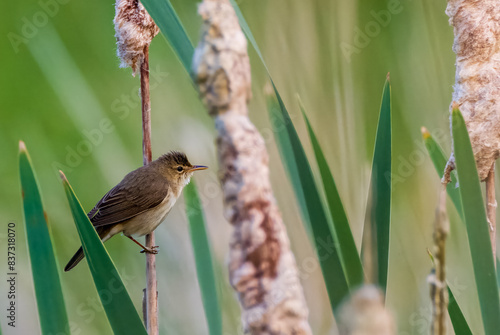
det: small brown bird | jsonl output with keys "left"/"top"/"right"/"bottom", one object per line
{"left": 64, "top": 151, "right": 207, "bottom": 271}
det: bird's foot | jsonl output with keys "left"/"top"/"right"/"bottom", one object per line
{"left": 140, "top": 246, "right": 159, "bottom": 254}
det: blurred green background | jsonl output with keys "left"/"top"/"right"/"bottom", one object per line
{"left": 0, "top": 0, "right": 487, "bottom": 334}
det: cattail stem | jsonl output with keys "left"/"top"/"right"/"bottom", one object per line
{"left": 141, "top": 45, "right": 152, "bottom": 165}
{"left": 141, "top": 45, "right": 158, "bottom": 335}
{"left": 430, "top": 185, "right": 449, "bottom": 335}
{"left": 486, "top": 164, "right": 497, "bottom": 262}
{"left": 114, "top": 0, "right": 158, "bottom": 331}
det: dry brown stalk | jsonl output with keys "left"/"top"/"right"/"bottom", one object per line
{"left": 114, "top": 2, "right": 158, "bottom": 333}
{"left": 141, "top": 46, "right": 153, "bottom": 165}
{"left": 429, "top": 186, "right": 449, "bottom": 335}
{"left": 192, "top": 0, "right": 312, "bottom": 333}
{"left": 338, "top": 285, "right": 395, "bottom": 335}
{"left": 141, "top": 47, "right": 158, "bottom": 335}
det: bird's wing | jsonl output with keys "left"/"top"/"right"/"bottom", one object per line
{"left": 88, "top": 168, "right": 169, "bottom": 228}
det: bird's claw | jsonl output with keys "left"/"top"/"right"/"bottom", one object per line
{"left": 140, "top": 246, "right": 159, "bottom": 254}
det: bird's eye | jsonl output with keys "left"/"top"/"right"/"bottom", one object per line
{"left": 177, "top": 166, "right": 183, "bottom": 172}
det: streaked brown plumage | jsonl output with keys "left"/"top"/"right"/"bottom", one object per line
{"left": 64, "top": 151, "right": 207, "bottom": 271}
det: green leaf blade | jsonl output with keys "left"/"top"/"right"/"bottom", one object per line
{"left": 61, "top": 172, "right": 147, "bottom": 335}
{"left": 422, "top": 129, "right": 463, "bottom": 220}
{"left": 267, "top": 91, "right": 349, "bottom": 315}
{"left": 448, "top": 286, "right": 473, "bottom": 335}
{"left": 141, "top": 0, "right": 194, "bottom": 74}
{"left": 301, "top": 103, "right": 364, "bottom": 288}
{"left": 451, "top": 107, "right": 500, "bottom": 335}
{"left": 367, "top": 78, "right": 392, "bottom": 291}
{"left": 422, "top": 128, "right": 487, "bottom": 334}
{"left": 19, "top": 142, "right": 69, "bottom": 335}
{"left": 184, "top": 182, "right": 222, "bottom": 335}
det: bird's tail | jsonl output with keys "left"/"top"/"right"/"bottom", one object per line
{"left": 64, "top": 247, "right": 85, "bottom": 272}
{"left": 64, "top": 227, "right": 108, "bottom": 272}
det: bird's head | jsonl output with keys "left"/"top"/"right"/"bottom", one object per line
{"left": 155, "top": 151, "right": 207, "bottom": 188}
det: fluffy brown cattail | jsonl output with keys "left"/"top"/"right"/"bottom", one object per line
{"left": 114, "top": 0, "right": 159, "bottom": 75}
{"left": 192, "top": 0, "right": 312, "bottom": 334}
{"left": 192, "top": 0, "right": 251, "bottom": 115}
{"left": 445, "top": 0, "right": 500, "bottom": 181}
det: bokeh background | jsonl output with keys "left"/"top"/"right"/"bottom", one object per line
{"left": 0, "top": 0, "right": 487, "bottom": 334}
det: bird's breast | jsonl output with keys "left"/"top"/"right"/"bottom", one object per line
{"left": 122, "top": 189, "right": 179, "bottom": 237}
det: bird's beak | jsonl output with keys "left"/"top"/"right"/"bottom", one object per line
{"left": 191, "top": 165, "right": 208, "bottom": 171}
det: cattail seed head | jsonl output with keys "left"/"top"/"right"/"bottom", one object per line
{"left": 446, "top": 0, "right": 500, "bottom": 181}
{"left": 192, "top": 1, "right": 312, "bottom": 333}
{"left": 192, "top": 0, "right": 251, "bottom": 115}
{"left": 338, "top": 285, "right": 396, "bottom": 335}
{"left": 114, "top": 0, "right": 159, "bottom": 75}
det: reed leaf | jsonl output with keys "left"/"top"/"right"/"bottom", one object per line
{"left": 141, "top": 0, "right": 193, "bottom": 73}
{"left": 497, "top": 258, "right": 500, "bottom": 289}
{"left": 451, "top": 106, "right": 500, "bottom": 335}
{"left": 422, "top": 129, "right": 463, "bottom": 220}
{"left": 448, "top": 287, "right": 473, "bottom": 335}
{"left": 422, "top": 131, "right": 475, "bottom": 335}
{"left": 300, "top": 101, "right": 363, "bottom": 288}
{"left": 366, "top": 77, "right": 392, "bottom": 291}
{"left": 19, "top": 142, "right": 69, "bottom": 335}
{"left": 60, "top": 172, "right": 147, "bottom": 335}
{"left": 267, "top": 93, "right": 349, "bottom": 314}
{"left": 184, "top": 181, "right": 222, "bottom": 335}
